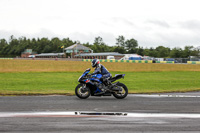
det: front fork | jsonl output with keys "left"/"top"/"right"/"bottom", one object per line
{"left": 80, "top": 84, "right": 88, "bottom": 93}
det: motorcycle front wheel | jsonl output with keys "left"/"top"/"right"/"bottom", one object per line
{"left": 112, "top": 82, "right": 128, "bottom": 99}
{"left": 75, "top": 84, "right": 91, "bottom": 99}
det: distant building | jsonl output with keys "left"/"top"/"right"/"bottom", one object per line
{"left": 65, "top": 43, "right": 92, "bottom": 58}
{"left": 35, "top": 53, "right": 65, "bottom": 58}
{"left": 21, "top": 49, "right": 36, "bottom": 58}
{"left": 75, "top": 52, "right": 124, "bottom": 60}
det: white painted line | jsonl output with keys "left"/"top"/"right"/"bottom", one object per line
{"left": 0, "top": 112, "right": 75, "bottom": 117}
{"left": 0, "top": 112, "right": 200, "bottom": 118}
{"left": 127, "top": 113, "right": 200, "bottom": 118}
{"left": 131, "top": 94, "right": 200, "bottom": 98}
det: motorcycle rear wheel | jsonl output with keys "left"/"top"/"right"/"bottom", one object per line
{"left": 112, "top": 82, "right": 128, "bottom": 99}
{"left": 75, "top": 84, "right": 91, "bottom": 99}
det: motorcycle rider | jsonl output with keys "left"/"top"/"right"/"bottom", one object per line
{"left": 90, "top": 59, "right": 112, "bottom": 94}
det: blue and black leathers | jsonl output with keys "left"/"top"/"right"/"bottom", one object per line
{"left": 91, "top": 64, "right": 111, "bottom": 79}
{"left": 90, "top": 64, "right": 112, "bottom": 93}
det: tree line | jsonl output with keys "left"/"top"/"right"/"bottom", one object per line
{"left": 0, "top": 35, "right": 199, "bottom": 58}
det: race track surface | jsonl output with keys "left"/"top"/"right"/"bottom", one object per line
{"left": 0, "top": 92, "right": 200, "bottom": 133}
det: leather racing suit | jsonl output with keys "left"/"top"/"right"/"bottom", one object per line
{"left": 91, "top": 64, "right": 111, "bottom": 80}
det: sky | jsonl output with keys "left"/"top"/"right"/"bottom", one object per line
{"left": 0, "top": 0, "right": 200, "bottom": 48}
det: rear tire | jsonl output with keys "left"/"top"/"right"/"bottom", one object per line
{"left": 75, "top": 84, "right": 91, "bottom": 99}
{"left": 112, "top": 82, "right": 128, "bottom": 99}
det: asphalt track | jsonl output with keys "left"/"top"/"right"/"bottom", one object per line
{"left": 0, "top": 92, "right": 200, "bottom": 133}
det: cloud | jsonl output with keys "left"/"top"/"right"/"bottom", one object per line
{"left": 68, "top": 32, "right": 116, "bottom": 45}
{"left": 111, "top": 18, "right": 135, "bottom": 26}
{"left": 0, "top": 29, "right": 60, "bottom": 41}
{"left": 179, "top": 20, "right": 200, "bottom": 31}
{"left": 1, "top": 0, "right": 200, "bottom": 49}
{"left": 0, "top": 29, "right": 117, "bottom": 46}
{"left": 0, "top": 30, "right": 19, "bottom": 40}
{"left": 146, "top": 20, "right": 170, "bottom": 28}
{"left": 149, "top": 30, "right": 200, "bottom": 48}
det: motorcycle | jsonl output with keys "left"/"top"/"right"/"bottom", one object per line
{"left": 75, "top": 68, "right": 128, "bottom": 99}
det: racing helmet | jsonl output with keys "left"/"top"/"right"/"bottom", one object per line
{"left": 91, "top": 59, "right": 100, "bottom": 68}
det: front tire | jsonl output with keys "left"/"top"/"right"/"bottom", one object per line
{"left": 75, "top": 84, "right": 91, "bottom": 99}
{"left": 112, "top": 82, "right": 128, "bottom": 99}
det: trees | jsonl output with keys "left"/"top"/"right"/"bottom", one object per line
{"left": 0, "top": 39, "right": 8, "bottom": 57}
{"left": 51, "top": 37, "right": 62, "bottom": 53}
{"left": 155, "top": 46, "right": 170, "bottom": 58}
{"left": 170, "top": 47, "right": 183, "bottom": 58}
{"left": 125, "top": 38, "right": 138, "bottom": 50}
{"left": 0, "top": 39, "right": 8, "bottom": 48}
{"left": 136, "top": 47, "right": 144, "bottom": 56}
{"left": 92, "top": 37, "right": 103, "bottom": 53}
{"left": 191, "top": 47, "right": 200, "bottom": 57}
{"left": 183, "top": 46, "right": 194, "bottom": 58}
{"left": 0, "top": 35, "right": 199, "bottom": 58}
{"left": 116, "top": 35, "right": 125, "bottom": 47}
{"left": 94, "top": 36, "right": 104, "bottom": 46}
{"left": 8, "top": 36, "right": 20, "bottom": 56}
{"left": 62, "top": 38, "right": 74, "bottom": 48}
{"left": 115, "top": 36, "right": 138, "bottom": 54}
{"left": 91, "top": 36, "right": 111, "bottom": 53}
{"left": 112, "top": 46, "right": 126, "bottom": 54}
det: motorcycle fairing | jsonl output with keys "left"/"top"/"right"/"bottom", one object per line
{"left": 109, "top": 74, "right": 125, "bottom": 82}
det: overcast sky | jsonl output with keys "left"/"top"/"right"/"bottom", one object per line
{"left": 0, "top": 0, "right": 200, "bottom": 48}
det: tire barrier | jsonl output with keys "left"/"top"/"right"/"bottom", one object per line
{"left": 156, "top": 61, "right": 174, "bottom": 64}
{"left": 187, "top": 61, "right": 200, "bottom": 64}
{"left": 82, "top": 59, "right": 152, "bottom": 63}
{"left": 82, "top": 59, "right": 177, "bottom": 64}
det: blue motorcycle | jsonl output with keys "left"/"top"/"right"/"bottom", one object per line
{"left": 75, "top": 68, "right": 128, "bottom": 99}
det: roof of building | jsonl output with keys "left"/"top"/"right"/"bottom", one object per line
{"left": 123, "top": 54, "right": 142, "bottom": 57}
{"left": 35, "top": 53, "right": 65, "bottom": 56}
{"left": 75, "top": 52, "right": 124, "bottom": 57}
{"left": 65, "top": 44, "right": 91, "bottom": 50}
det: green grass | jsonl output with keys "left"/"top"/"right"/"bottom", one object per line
{"left": 0, "top": 71, "right": 200, "bottom": 95}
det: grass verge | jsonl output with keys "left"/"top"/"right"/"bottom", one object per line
{"left": 0, "top": 71, "right": 200, "bottom": 95}
{"left": 1, "top": 60, "right": 200, "bottom": 72}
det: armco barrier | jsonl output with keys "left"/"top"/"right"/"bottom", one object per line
{"left": 187, "top": 61, "right": 200, "bottom": 64}
{"left": 156, "top": 61, "right": 174, "bottom": 64}
{"left": 83, "top": 59, "right": 152, "bottom": 63}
